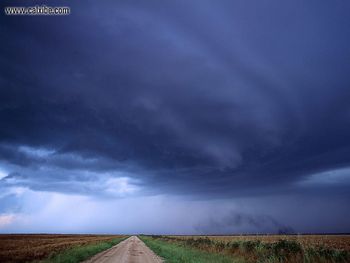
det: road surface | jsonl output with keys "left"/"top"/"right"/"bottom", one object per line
{"left": 83, "top": 236, "right": 163, "bottom": 263}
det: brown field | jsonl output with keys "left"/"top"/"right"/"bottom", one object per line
{"left": 0, "top": 234, "right": 125, "bottom": 263}
{"left": 170, "top": 234, "right": 350, "bottom": 251}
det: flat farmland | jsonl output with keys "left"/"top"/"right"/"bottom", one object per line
{"left": 171, "top": 234, "right": 350, "bottom": 251}
{"left": 0, "top": 234, "right": 125, "bottom": 263}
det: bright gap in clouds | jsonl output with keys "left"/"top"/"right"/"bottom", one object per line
{"left": 0, "top": 168, "right": 7, "bottom": 180}
{"left": 297, "top": 167, "right": 350, "bottom": 186}
{"left": 18, "top": 146, "right": 56, "bottom": 158}
{"left": 0, "top": 214, "right": 15, "bottom": 228}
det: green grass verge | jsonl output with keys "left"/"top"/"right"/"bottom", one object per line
{"left": 41, "top": 237, "right": 127, "bottom": 263}
{"left": 140, "top": 236, "right": 244, "bottom": 263}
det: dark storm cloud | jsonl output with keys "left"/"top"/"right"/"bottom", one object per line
{"left": 1, "top": 0, "right": 350, "bottom": 197}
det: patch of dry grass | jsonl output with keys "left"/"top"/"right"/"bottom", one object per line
{"left": 0, "top": 234, "right": 126, "bottom": 263}
{"left": 153, "top": 235, "right": 350, "bottom": 262}
{"left": 170, "top": 235, "right": 350, "bottom": 251}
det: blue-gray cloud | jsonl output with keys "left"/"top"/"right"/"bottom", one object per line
{"left": 0, "top": 0, "right": 350, "bottom": 233}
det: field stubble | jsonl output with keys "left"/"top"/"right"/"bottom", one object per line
{"left": 0, "top": 234, "right": 125, "bottom": 263}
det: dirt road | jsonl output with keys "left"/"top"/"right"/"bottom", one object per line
{"left": 83, "top": 236, "right": 163, "bottom": 263}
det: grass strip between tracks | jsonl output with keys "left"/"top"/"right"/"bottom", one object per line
{"left": 40, "top": 237, "right": 127, "bottom": 263}
{"left": 140, "top": 236, "right": 244, "bottom": 263}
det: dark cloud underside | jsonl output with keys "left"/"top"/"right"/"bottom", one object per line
{"left": 1, "top": 0, "right": 350, "bottom": 198}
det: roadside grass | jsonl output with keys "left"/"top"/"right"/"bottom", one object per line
{"left": 140, "top": 236, "right": 244, "bottom": 263}
{"left": 144, "top": 236, "right": 350, "bottom": 263}
{"left": 40, "top": 237, "right": 127, "bottom": 263}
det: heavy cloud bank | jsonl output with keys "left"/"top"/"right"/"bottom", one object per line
{"left": 0, "top": 0, "right": 350, "bottom": 233}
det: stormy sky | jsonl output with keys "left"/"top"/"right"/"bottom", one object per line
{"left": 0, "top": 0, "right": 350, "bottom": 234}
